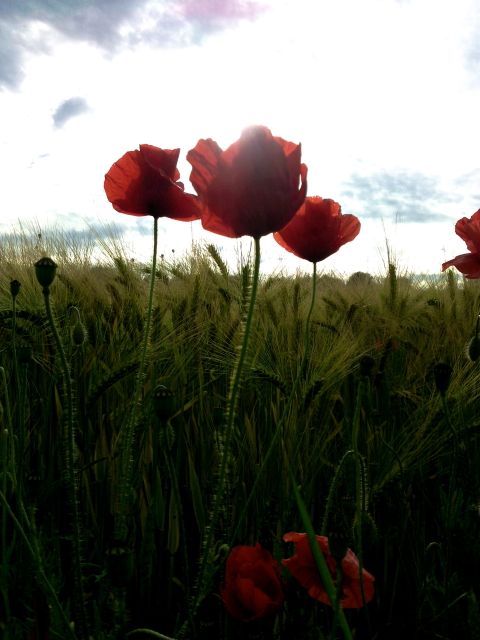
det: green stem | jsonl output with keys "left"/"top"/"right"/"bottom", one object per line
{"left": 230, "top": 260, "right": 318, "bottom": 545}
{"left": 302, "top": 261, "right": 317, "bottom": 375}
{"left": 114, "top": 216, "right": 159, "bottom": 543}
{"left": 127, "top": 630, "right": 178, "bottom": 639}
{"left": 186, "top": 237, "right": 261, "bottom": 631}
{"left": 42, "top": 287, "right": 89, "bottom": 640}
{"left": 287, "top": 465, "right": 353, "bottom": 640}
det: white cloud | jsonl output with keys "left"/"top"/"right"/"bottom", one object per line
{"left": 1, "top": 0, "right": 480, "bottom": 276}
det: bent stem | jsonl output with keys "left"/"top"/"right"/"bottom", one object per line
{"left": 186, "top": 237, "right": 261, "bottom": 631}
{"left": 114, "top": 216, "right": 159, "bottom": 543}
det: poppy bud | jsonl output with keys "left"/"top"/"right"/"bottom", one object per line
{"left": 468, "top": 336, "right": 480, "bottom": 362}
{"left": 34, "top": 257, "right": 57, "bottom": 288}
{"left": 433, "top": 362, "right": 453, "bottom": 396}
{"left": 153, "top": 384, "right": 176, "bottom": 422}
{"left": 10, "top": 279, "right": 21, "bottom": 298}
{"left": 71, "top": 321, "right": 88, "bottom": 346}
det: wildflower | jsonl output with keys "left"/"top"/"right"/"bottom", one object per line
{"left": 187, "top": 125, "right": 307, "bottom": 238}
{"left": 221, "top": 543, "right": 284, "bottom": 622}
{"left": 274, "top": 197, "right": 360, "bottom": 263}
{"left": 104, "top": 144, "right": 201, "bottom": 221}
{"left": 442, "top": 209, "right": 480, "bottom": 278}
{"left": 282, "top": 532, "right": 375, "bottom": 608}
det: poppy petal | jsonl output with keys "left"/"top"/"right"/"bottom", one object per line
{"left": 187, "top": 126, "right": 307, "bottom": 238}
{"left": 282, "top": 531, "right": 375, "bottom": 609}
{"left": 455, "top": 209, "right": 480, "bottom": 253}
{"left": 274, "top": 197, "right": 360, "bottom": 263}
{"left": 105, "top": 145, "right": 201, "bottom": 220}
{"left": 442, "top": 252, "right": 480, "bottom": 278}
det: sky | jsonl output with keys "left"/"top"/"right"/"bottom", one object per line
{"left": 1, "top": 0, "right": 480, "bottom": 278}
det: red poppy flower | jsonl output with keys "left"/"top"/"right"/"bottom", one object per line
{"left": 187, "top": 125, "right": 308, "bottom": 239}
{"left": 282, "top": 532, "right": 375, "bottom": 609}
{"left": 104, "top": 144, "right": 200, "bottom": 221}
{"left": 221, "top": 543, "right": 284, "bottom": 622}
{"left": 273, "top": 197, "right": 361, "bottom": 263}
{"left": 442, "top": 209, "right": 480, "bottom": 278}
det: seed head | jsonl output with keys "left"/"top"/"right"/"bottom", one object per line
{"left": 10, "top": 280, "right": 21, "bottom": 298}
{"left": 34, "top": 257, "right": 57, "bottom": 288}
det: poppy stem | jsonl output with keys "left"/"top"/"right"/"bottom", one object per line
{"left": 299, "top": 261, "right": 317, "bottom": 379}
{"left": 41, "top": 285, "right": 89, "bottom": 640}
{"left": 186, "top": 237, "right": 261, "bottom": 632}
{"left": 114, "top": 215, "right": 159, "bottom": 544}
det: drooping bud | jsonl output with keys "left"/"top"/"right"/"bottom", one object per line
{"left": 72, "top": 322, "right": 88, "bottom": 346}
{"left": 69, "top": 307, "right": 88, "bottom": 346}
{"left": 34, "top": 257, "right": 57, "bottom": 288}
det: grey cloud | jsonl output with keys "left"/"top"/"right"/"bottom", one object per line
{"left": 0, "top": 0, "right": 267, "bottom": 90}
{"left": 342, "top": 171, "right": 459, "bottom": 223}
{"left": 0, "top": 222, "right": 128, "bottom": 253}
{"left": 52, "top": 97, "right": 90, "bottom": 128}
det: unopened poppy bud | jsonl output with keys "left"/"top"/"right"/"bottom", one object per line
{"left": 468, "top": 336, "right": 480, "bottom": 362}
{"left": 433, "top": 362, "right": 453, "bottom": 396}
{"left": 71, "top": 321, "right": 88, "bottom": 346}
{"left": 10, "top": 280, "right": 21, "bottom": 298}
{"left": 34, "top": 257, "right": 57, "bottom": 288}
{"left": 153, "top": 384, "right": 175, "bottom": 421}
